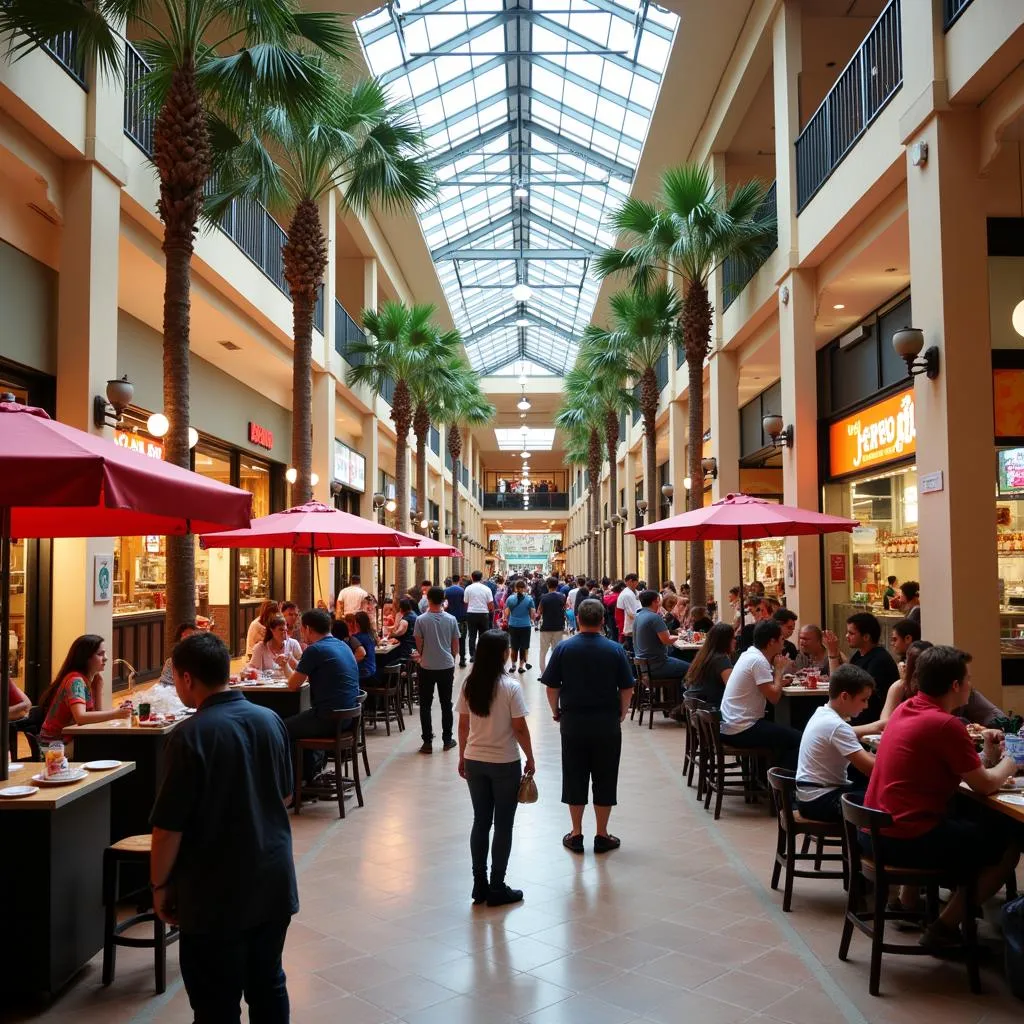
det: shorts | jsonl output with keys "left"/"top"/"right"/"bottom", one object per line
{"left": 507, "top": 626, "right": 532, "bottom": 658}
{"left": 560, "top": 728, "right": 622, "bottom": 806}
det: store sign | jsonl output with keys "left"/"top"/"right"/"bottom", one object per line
{"left": 829, "top": 553, "right": 847, "bottom": 584}
{"left": 333, "top": 440, "right": 366, "bottom": 493}
{"left": 114, "top": 429, "right": 163, "bottom": 460}
{"left": 829, "top": 389, "right": 916, "bottom": 478}
{"left": 248, "top": 421, "right": 274, "bottom": 450}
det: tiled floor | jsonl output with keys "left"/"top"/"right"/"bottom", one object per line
{"left": 13, "top": 633, "right": 1022, "bottom": 1023}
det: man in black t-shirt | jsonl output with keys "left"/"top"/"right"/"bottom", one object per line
{"left": 538, "top": 577, "right": 567, "bottom": 672}
{"left": 151, "top": 633, "right": 297, "bottom": 1022}
{"left": 826, "top": 612, "right": 899, "bottom": 725}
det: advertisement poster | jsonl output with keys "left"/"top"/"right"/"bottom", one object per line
{"left": 94, "top": 554, "right": 113, "bottom": 603}
{"left": 829, "top": 553, "right": 847, "bottom": 584}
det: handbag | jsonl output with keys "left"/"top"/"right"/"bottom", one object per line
{"left": 518, "top": 771, "right": 538, "bottom": 804}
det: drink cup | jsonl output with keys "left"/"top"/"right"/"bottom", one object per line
{"left": 138, "top": 702, "right": 151, "bottom": 720}
{"left": 1005, "top": 733, "right": 1024, "bottom": 767}
{"left": 806, "top": 671, "right": 819, "bottom": 690}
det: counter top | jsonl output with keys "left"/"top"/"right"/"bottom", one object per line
{"left": 230, "top": 681, "right": 307, "bottom": 694}
{"left": 65, "top": 717, "right": 183, "bottom": 737}
{"left": 0, "top": 761, "right": 136, "bottom": 811}
{"left": 113, "top": 608, "right": 167, "bottom": 620}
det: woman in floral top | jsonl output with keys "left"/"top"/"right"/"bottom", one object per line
{"left": 38, "top": 635, "right": 131, "bottom": 742}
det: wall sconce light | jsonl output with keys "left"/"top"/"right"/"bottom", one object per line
{"left": 909, "top": 141, "right": 928, "bottom": 167}
{"left": 661, "top": 484, "right": 674, "bottom": 502}
{"left": 385, "top": 498, "right": 397, "bottom": 513}
{"left": 701, "top": 456, "right": 719, "bottom": 480}
{"left": 372, "top": 492, "right": 386, "bottom": 512}
{"left": 762, "top": 413, "right": 794, "bottom": 449}
{"left": 603, "top": 519, "right": 611, "bottom": 530}
{"left": 636, "top": 499, "right": 648, "bottom": 514}
{"left": 94, "top": 375, "right": 134, "bottom": 429}
{"left": 892, "top": 327, "right": 940, "bottom": 380}
{"left": 610, "top": 514, "right": 621, "bottom": 525}
{"left": 618, "top": 506, "right": 629, "bottom": 522}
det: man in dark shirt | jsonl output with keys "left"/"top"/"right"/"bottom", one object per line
{"left": 736, "top": 598, "right": 771, "bottom": 655}
{"left": 444, "top": 577, "right": 468, "bottom": 667}
{"left": 826, "top": 612, "right": 900, "bottom": 725}
{"left": 632, "top": 590, "right": 688, "bottom": 680}
{"left": 542, "top": 599, "right": 635, "bottom": 855}
{"left": 774, "top": 608, "right": 799, "bottom": 661}
{"left": 538, "top": 576, "right": 567, "bottom": 672}
{"left": 285, "top": 608, "right": 361, "bottom": 781}
{"left": 150, "top": 632, "right": 297, "bottom": 1023}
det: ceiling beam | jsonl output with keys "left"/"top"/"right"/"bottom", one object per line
{"left": 450, "top": 248, "right": 590, "bottom": 260}
{"left": 427, "top": 121, "right": 512, "bottom": 169}
{"left": 379, "top": 12, "right": 508, "bottom": 85}
{"left": 430, "top": 211, "right": 517, "bottom": 259}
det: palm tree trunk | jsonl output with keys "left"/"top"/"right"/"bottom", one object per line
{"left": 641, "top": 366, "right": 660, "bottom": 590}
{"left": 413, "top": 403, "right": 430, "bottom": 585}
{"left": 155, "top": 61, "right": 210, "bottom": 656}
{"left": 390, "top": 380, "right": 413, "bottom": 596}
{"left": 448, "top": 425, "right": 462, "bottom": 577}
{"left": 605, "top": 410, "right": 619, "bottom": 579}
{"left": 683, "top": 282, "right": 714, "bottom": 607}
{"left": 283, "top": 198, "right": 329, "bottom": 607}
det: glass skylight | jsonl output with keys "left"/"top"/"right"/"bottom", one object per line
{"left": 356, "top": 0, "right": 678, "bottom": 377}
{"left": 495, "top": 428, "right": 556, "bottom": 450}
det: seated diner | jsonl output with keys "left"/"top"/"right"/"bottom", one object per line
{"left": 682, "top": 623, "right": 735, "bottom": 707}
{"left": 248, "top": 614, "right": 302, "bottom": 672}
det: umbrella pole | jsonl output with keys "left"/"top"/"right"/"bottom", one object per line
{"left": 310, "top": 547, "right": 316, "bottom": 611}
{"left": 1, "top": 508, "right": 11, "bottom": 782}
{"left": 737, "top": 531, "right": 744, "bottom": 625}
{"left": 377, "top": 552, "right": 384, "bottom": 632}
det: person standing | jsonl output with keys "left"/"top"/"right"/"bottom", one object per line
{"left": 542, "top": 599, "right": 635, "bottom": 854}
{"left": 502, "top": 579, "right": 536, "bottom": 673}
{"left": 150, "top": 632, "right": 297, "bottom": 1023}
{"left": 444, "top": 576, "right": 468, "bottom": 668}
{"left": 336, "top": 575, "right": 369, "bottom": 619}
{"left": 883, "top": 575, "right": 899, "bottom": 611}
{"left": 456, "top": 630, "right": 535, "bottom": 907}
{"left": 464, "top": 570, "right": 495, "bottom": 662}
{"left": 415, "top": 586, "right": 461, "bottom": 753}
{"left": 615, "top": 573, "right": 641, "bottom": 652}
{"left": 538, "top": 577, "right": 567, "bottom": 672}
{"left": 900, "top": 580, "right": 921, "bottom": 626}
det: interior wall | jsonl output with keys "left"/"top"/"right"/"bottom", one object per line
{"left": 0, "top": 238, "right": 57, "bottom": 374}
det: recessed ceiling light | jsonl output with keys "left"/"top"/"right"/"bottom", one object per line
{"left": 512, "top": 284, "right": 532, "bottom": 303}
{"left": 515, "top": 318, "right": 530, "bottom": 328}
{"left": 833, "top": 303, "right": 845, "bottom": 310}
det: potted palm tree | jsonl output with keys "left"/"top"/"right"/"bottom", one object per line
{"left": 595, "top": 164, "right": 775, "bottom": 604}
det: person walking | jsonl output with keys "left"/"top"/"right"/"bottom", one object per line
{"left": 615, "top": 574, "right": 641, "bottom": 653}
{"left": 502, "top": 579, "right": 536, "bottom": 673}
{"left": 538, "top": 577, "right": 567, "bottom": 672}
{"left": 542, "top": 599, "right": 635, "bottom": 854}
{"left": 444, "top": 576, "right": 468, "bottom": 667}
{"left": 464, "top": 570, "right": 495, "bottom": 661}
{"left": 150, "top": 632, "right": 297, "bottom": 1023}
{"left": 415, "top": 586, "right": 461, "bottom": 753}
{"left": 456, "top": 630, "right": 535, "bottom": 907}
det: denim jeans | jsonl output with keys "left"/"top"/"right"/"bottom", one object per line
{"left": 179, "top": 917, "right": 291, "bottom": 1024}
{"left": 464, "top": 759, "right": 522, "bottom": 884}
{"left": 724, "top": 718, "right": 801, "bottom": 771}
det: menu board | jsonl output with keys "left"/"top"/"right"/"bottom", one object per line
{"left": 998, "top": 448, "right": 1024, "bottom": 499}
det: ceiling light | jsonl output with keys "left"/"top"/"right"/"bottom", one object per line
{"left": 1013, "top": 300, "right": 1024, "bottom": 338}
{"left": 512, "top": 283, "right": 532, "bottom": 303}
{"left": 385, "top": 499, "right": 397, "bottom": 513}
{"left": 515, "top": 318, "right": 530, "bottom": 328}
{"left": 521, "top": 450, "right": 530, "bottom": 459}
{"left": 147, "top": 413, "right": 169, "bottom": 437}
{"left": 833, "top": 303, "right": 846, "bottom": 310}
{"left": 310, "top": 472, "right": 319, "bottom": 486}
{"left": 520, "top": 424, "right": 530, "bottom": 435}
{"left": 188, "top": 427, "right": 199, "bottom": 449}
{"left": 513, "top": 184, "right": 529, "bottom": 199}
{"left": 517, "top": 395, "right": 531, "bottom": 411}
{"left": 286, "top": 467, "right": 297, "bottom": 484}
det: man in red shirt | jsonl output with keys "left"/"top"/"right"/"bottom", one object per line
{"left": 863, "top": 646, "right": 1019, "bottom": 947}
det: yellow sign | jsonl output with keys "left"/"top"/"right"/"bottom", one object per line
{"left": 829, "top": 388, "right": 915, "bottom": 478}
{"left": 114, "top": 429, "right": 164, "bottom": 460}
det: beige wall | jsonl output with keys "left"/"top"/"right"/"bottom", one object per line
{"left": 0, "top": 239, "right": 56, "bottom": 374}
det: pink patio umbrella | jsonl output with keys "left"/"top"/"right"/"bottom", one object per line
{"left": 628, "top": 492, "right": 858, "bottom": 612}
{"left": 0, "top": 398, "right": 254, "bottom": 779}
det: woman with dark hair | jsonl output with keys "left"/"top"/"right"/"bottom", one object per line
{"left": 378, "top": 596, "right": 417, "bottom": 668}
{"left": 39, "top": 635, "right": 131, "bottom": 742}
{"left": 683, "top": 623, "right": 736, "bottom": 706}
{"left": 874, "top": 640, "right": 934, "bottom": 729}
{"left": 245, "top": 599, "right": 281, "bottom": 656}
{"left": 502, "top": 579, "right": 536, "bottom": 673}
{"left": 456, "top": 630, "right": 535, "bottom": 907}
{"left": 248, "top": 615, "right": 302, "bottom": 672}
{"left": 351, "top": 610, "right": 378, "bottom": 682}
{"left": 688, "top": 606, "right": 714, "bottom": 633}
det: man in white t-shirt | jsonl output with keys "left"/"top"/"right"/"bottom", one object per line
{"left": 615, "top": 574, "right": 641, "bottom": 650}
{"left": 795, "top": 664, "right": 877, "bottom": 821}
{"left": 464, "top": 569, "right": 495, "bottom": 662}
{"left": 336, "top": 575, "right": 369, "bottom": 618}
{"left": 719, "top": 618, "right": 800, "bottom": 769}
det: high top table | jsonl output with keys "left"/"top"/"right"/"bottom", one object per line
{"left": 230, "top": 679, "right": 310, "bottom": 719}
{"left": 0, "top": 762, "right": 135, "bottom": 997}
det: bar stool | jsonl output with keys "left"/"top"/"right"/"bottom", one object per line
{"left": 363, "top": 665, "right": 405, "bottom": 735}
{"left": 102, "top": 834, "right": 179, "bottom": 994}
{"left": 694, "top": 709, "right": 773, "bottom": 820}
{"left": 293, "top": 705, "right": 364, "bottom": 818}
{"left": 682, "top": 696, "right": 709, "bottom": 792}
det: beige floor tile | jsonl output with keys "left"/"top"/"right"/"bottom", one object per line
{"left": 632, "top": 950, "right": 730, "bottom": 989}
{"left": 693, "top": 969, "right": 800, "bottom": 1011}
{"left": 516, "top": 992, "right": 640, "bottom": 1024}
{"left": 357, "top": 973, "right": 460, "bottom": 1016}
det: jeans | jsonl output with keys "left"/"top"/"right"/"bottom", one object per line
{"left": 285, "top": 709, "right": 354, "bottom": 783}
{"left": 724, "top": 718, "right": 801, "bottom": 771}
{"left": 465, "top": 759, "right": 522, "bottom": 884}
{"left": 466, "top": 613, "right": 491, "bottom": 658}
{"left": 418, "top": 667, "right": 455, "bottom": 744}
{"left": 649, "top": 655, "right": 689, "bottom": 680}
{"left": 179, "top": 917, "right": 291, "bottom": 1024}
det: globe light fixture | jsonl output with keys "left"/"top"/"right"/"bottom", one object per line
{"left": 188, "top": 427, "right": 199, "bottom": 449}
{"left": 512, "top": 283, "right": 532, "bottom": 303}
{"left": 517, "top": 394, "right": 531, "bottom": 411}
{"left": 147, "top": 412, "right": 169, "bottom": 437}
{"left": 515, "top": 318, "right": 530, "bottom": 329}
{"left": 1013, "top": 300, "right": 1024, "bottom": 338}
{"left": 513, "top": 183, "right": 529, "bottom": 199}
{"left": 385, "top": 498, "right": 397, "bottom": 513}
{"left": 520, "top": 423, "right": 530, "bottom": 435}
{"left": 285, "top": 467, "right": 298, "bottom": 484}
{"left": 520, "top": 450, "right": 530, "bottom": 459}
{"left": 310, "top": 472, "right": 319, "bottom": 486}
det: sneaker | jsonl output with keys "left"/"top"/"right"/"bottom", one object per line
{"left": 562, "top": 832, "right": 584, "bottom": 854}
{"left": 459, "top": 661, "right": 467, "bottom": 668}
{"left": 919, "top": 919, "right": 963, "bottom": 953}
{"left": 594, "top": 834, "right": 621, "bottom": 854}
{"left": 517, "top": 666, "right": 526, "bottom": 673}
{"left": 486, "top": 883, "right": 524, "bottom": 907}
{"left": 524, "top": 663, "right": 532, "bottom": 670}
{"left": 419, "top": 741, "right": 432, "bottom": 754}
{"left": 442, "top": 739, "right": 457, "bottom": 751}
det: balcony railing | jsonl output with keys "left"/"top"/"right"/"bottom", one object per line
{"left": 722, "top": 181, "right": 778, "bottom": 310}
{"left": 334, "top": 299, "right": 365, "bottom": 362}
{"left": 943, "top": 0, "right": 974, "bottom": 29}
{"left": 483, "top": 492, "right": 569, "bottom": 511}
{"left": 41, "top": 29, "right": 86, "bottom": 87}
{"left": 795, "top": 0, "right": 902, "bottom": 212}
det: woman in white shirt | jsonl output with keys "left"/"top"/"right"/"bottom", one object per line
{"left": 245, "top": 599, "right": 280, "bottom": 656}
{"left": 456, "top": 629, "right": 535, "bottom": 908}
{"left": 248, "top": 614, "right": 301, "bottom": 672}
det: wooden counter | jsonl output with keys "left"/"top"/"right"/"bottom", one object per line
{"left": 0, "top": 762, "right": 136, "bottom": 996}
{"left": 230, "top": 681, "right": 310, "bottom": 719}
{"left": 961, "top": 780, "right": 1024, "bottom": 827}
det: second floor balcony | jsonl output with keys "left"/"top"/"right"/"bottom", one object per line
{"left": 722, "top": 181, "right": 778, "bottom": 311}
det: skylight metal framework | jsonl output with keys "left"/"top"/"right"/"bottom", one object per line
{"left": 356, "top": 0, "right": 677, "bottom": 376}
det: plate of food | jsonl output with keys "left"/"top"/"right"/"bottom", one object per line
{"left": 0, "top": 786, "right": 39, "bottom": 799}
{"left": 32, "top": 769, "right": 88, "bottom": 786}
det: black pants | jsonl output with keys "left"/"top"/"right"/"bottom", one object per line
{"left": 465, "top": 759, "right": 521, "bottom": 884}
{"left": 179, "top": 917, "right": 291, "bottom": 1023}
{"left": 455, "top": 619, "right": 467, "bottom": 665}
{"left": 466, "top": 613, "right": 490, "bottom": 657}
{"left": 797, "top": 787, "right": 864, "bottom": 823}
{"left": 724, "top": 718, "right": 801, "bottom": 772}
{"left": 418, "top": 667, "right": 455, "bottom": 744}
{"left": 285, "top": 709, "right": 353, "bottom": 783}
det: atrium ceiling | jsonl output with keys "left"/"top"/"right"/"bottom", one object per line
{"left": 356, "top": 0, "right": 678, "bottom": 377}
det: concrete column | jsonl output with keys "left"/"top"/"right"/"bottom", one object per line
{"left": 772, "top": 0, "right": 802, "bottom": 265}
{"left": 778, "top": 268, "right": 820, "bottom": 623}
{"left": 710, "top": 348, "right": 741, "bottom": 604}
{"left": 668, "top": 398, "right": 688, "bottom": 582}
{"left": 622, "top": 448, "right": 637, "bottom": 571}
{"left": 319, "top": 192, "right": 337, "bottom": 367}
{"left": 311, "top": 372, "right": 336, "bottom": 603}
{"left": 362, "top": 410, "right": 380, "bottom": 592}
{"left": 363, "top": 257, "right": 378, "bottom": 313}
{"left": 906, "top": 111, "right": 1001, "bottom": 701}
{"left": 52, "top": 160, "right": 122, "bottom": 699}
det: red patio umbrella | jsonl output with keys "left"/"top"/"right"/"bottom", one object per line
{"left": 0, "top": 399, "right": 254, "bottom": 779}
{"left": 628, "top": 492, "right": 858, "bottom": 611}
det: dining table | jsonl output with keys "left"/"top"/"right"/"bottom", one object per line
{"left": 64, "top": 717, "right": 183, "bottom": 842}
{"left": 0, "top": 761, "right": 135, "bottom": 996}
{"left": 230, "top": 677, "right": 310, "bottom": 719}
{"left": 775, "top": 682, "right": 830, "bottom": 730}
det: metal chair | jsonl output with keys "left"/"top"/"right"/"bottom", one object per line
{"left": 682, "top": 696, "right": 709, "bottom": 792}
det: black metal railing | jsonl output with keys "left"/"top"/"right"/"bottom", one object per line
{"left": 722, "top": 181, "right": 778, "bottom": 310}
{"left": 483, "top": 492, "right": 569, "bottom": 511}
{"left": 943, "top": 0, "right": 974, "bottom": 30}
{"left": 429, "top": 425, "right": 440, "bottom": 455}
{"left": 655, "top": 349, "right": 669, "bottom": 393}
{"left": 381, "top": 376, "right": 396, "bottom": 406}
{"left": 42, "top": 29, "right": 86, "bottom": 87}
{"left": 313, "top": 285, "right": 324, "bottom": 334}
{"left": 123, "top": 41, "right": 152, "bottom": 152}
{"left": 795, "top": 0, "right": 902, "bottom": 212}
{"left": 334, "top": 299, "right": 365, "bottom": 363}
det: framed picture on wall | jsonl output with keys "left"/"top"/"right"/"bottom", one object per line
{"left": 785, "top": 551, "right": 797, "bottom": 590}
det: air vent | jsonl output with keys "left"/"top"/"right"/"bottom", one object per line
{"left": 838, "top": 324, "right": 871, "bottom": 350}
{"left": 218, "top": 340, "right": 241, "bottom": 351}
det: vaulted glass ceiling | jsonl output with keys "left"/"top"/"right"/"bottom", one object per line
{"left": 356, "top": 0, "right": 678, "bottom": 377}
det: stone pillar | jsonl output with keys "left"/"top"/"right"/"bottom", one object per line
{"left": 311, "top": 372, "right": 335, "bottom": 604}
{"left": 319, "top": 192, "right": 337, "bottom": 369}
{"left": 772, "top": 0, "right": 802, "bottom": 265}
{"left": 906, "top": 111, "right": 1002, "bottom": 701}
{"left": 362, "top": 410, "right": 380, "bottom": 592}
{"left": 777, "top": 268, "right": 820, "bottom": 623}
{"left": 710, "top": 347, "right": 741, "bottom": 605}
{"left": 363, "top": 257, "right": 378, "bottom": 313}
{"left": 622, "top": 448, "right": 637, "bottom": 572}
{"left": 668, "top": 398, "right": 688, "bottom": 583}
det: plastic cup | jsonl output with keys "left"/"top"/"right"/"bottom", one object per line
{"left": 1005, "top": 733, "right": 1024, "bottom": 767}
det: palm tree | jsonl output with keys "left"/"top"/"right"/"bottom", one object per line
{"left": 209, "top": 79, "right": 433, "bottom": 602}
{"left": 576, "top": 331, "right": 635, "bottom": 579}
{"left": 595, "top": 163, "right": 775, "bottom": 604}
{"left": 1, "top": 0, "right": 348, "bottom": 645}
{"left": 580, "top": 285, "right": 682, "bottom": 589}
{"left": 438, "top": 370, "right": 494, "bottom": 576}
{"left": 346, "top": 302, "right": 454, "bottom": 595}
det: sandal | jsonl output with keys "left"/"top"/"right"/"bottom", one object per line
{"left": 594, "top": 834, "right": 621, "bottom": 854}
{"left": 562, "top": 832, "right": 584, "bottom": 854}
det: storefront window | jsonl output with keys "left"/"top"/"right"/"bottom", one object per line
{"left": 238, "top": 458, "right": 271, "bottom": 602}
{"left": 997, "top": 447, "right": 1024, "bottom": 641}
{"left": 192, "top": 448, "right": 232, "bottom": 630}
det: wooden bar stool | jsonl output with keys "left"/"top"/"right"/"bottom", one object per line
{"left": 293, "top": 706, "right": 364, "bottom": 818}
{"left": 363, "top": 665, "right": 405, "bottom": 735}
{"left": 102, "top": 834, "right": 179, "bottom": 994}
{"left": 695, "top": 709, "right": 773, "bottom": 820}
{"left": 631, "top": 658, "right": 650, "bottom": 722}
{"left": 682, "top": 696, "right": 709, "bottom": 793}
